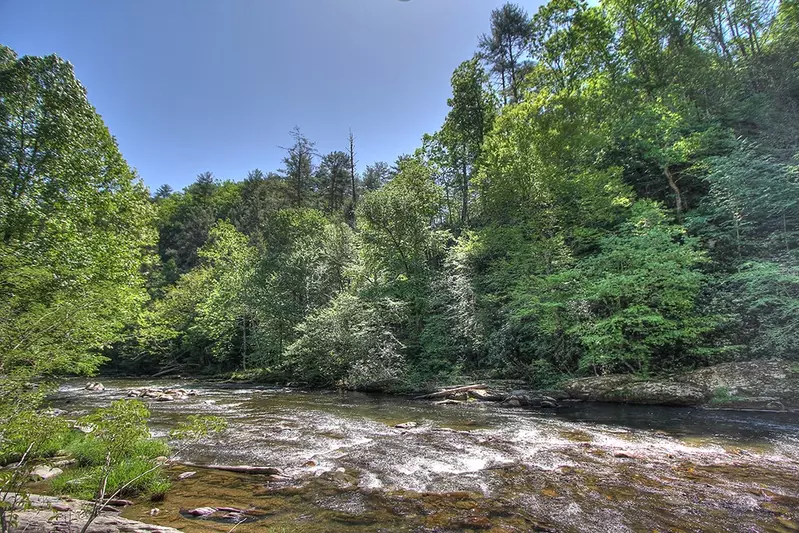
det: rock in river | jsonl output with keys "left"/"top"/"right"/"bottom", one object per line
{"left": 30, "top": 465, "right": 62, "bottom": 480}
{"left": 185, "top": 506, "right": 217, "bottom": 517}
{"left": 563, "top": 359, "right": 799, "bottom": 407}
{"left": 564, "top": 375, "right": 706, "bottom": 406}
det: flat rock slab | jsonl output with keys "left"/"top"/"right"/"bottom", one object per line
{"left": 563, "top": 375, "right": 706, "bottom": 406}
{"left": 563, "top": 359, "right": 799, "bottom": 407}
{"left": 3, "top": 494, "right": 182, "bottom": 533}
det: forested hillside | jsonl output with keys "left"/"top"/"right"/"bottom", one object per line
{"left": 2, "top": 0, "right": 798, "bottom": 392}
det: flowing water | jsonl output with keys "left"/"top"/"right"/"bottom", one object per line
{"left": 49, "top": 379, "right": 799, "bottom": 533}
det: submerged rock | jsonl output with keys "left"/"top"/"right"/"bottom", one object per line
{"left": 395, "top": 421, "right": 418, "bottom": 429}
{"left": 5, "top": 493, "right": 181, "bottom": 532}
{"left": 127, "top": 387, "right": 197, "bottom": 401}
{"left": 185, "top": 506, "right": 217, "bottom": 516}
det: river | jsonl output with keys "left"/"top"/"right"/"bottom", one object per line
{"left": 49, "top": 379, "right": 799, "bottom": 532}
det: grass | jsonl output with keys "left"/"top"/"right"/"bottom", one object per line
{"left": 0, "top": 422, "right": 78, "bottom": 466}
{"left": 50, "top": 458, "right": 171, "bottom": 500}
{"left": 64, "top": 434, "right": 169, "bottom": 467}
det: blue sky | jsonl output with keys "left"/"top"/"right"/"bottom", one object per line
{"left": 0, "top": 0, "right": 536, "bottom": 191}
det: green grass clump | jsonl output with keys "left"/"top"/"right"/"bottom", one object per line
{"left": 64, "top": 432, "right": 170, "bottom": 468}
{"left": 51, "top": 459, "right": 171, "bottom": 500}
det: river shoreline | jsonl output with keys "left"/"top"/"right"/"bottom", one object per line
{"left": 96, "top": 357, "right": 799, "bottom": 412}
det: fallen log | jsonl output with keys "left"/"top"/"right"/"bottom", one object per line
{"left": 151, "top": 366, "right": 179, "bottom": 378}
{"left": 179, "top": 462, "right": 281, "bottom": 475}
{"left": 414, "top": 384, "right": 488, "bottom": 400}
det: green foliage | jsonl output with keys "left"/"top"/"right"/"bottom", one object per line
{"left": 47, "top": 400, "right": 172, "bottom": 500}
{"left": 50, "top": 460, "right": 170, "bottom": 501}
{"left": 357, "top": 157, "right": 446, "bottom": 279}
{"left": 560, "top": 202, "right": 712, "bottom": 373}
{"left": 726, "top": 261, "right": 799, "bottom": 359}
{"left": 284, "top": 293, "right": 406, "bottom": 389}
{"left": 0, "top": 47, "right": 156, "bottom": 381}
{"left": 5, "top": 0, "right": 799, "bottom": 401}
{"left": 77, "top": 400, "right": 159, "bottom": 462}
{"left": 709, "top": 387, "right": 744, "bottom": 404}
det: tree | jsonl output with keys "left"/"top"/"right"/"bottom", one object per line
{"left": 435, "top": 58, "right": 495, "bottom": 226}
{"left": 348, "top": 129, "right": 358, "bottom": 216}
{"left": 156, "top": 174, "right": 240, "bottom": 273}
{"left": 362, "top": 162, "right": 392, "bottom": 191}
{"left": 357, "top": 158, "right": 445, "bottom": 279}
{"left": 284, "top": 293, "right": 406, "bottom": 389}
{"left": 281, "top": 127, "right": 316, "bottom": 207}
{"left": 517, "top": 201, "right": 712, "bottom": 375}
{"left": 0, "top": 47, "right": 155, "bottom": 380}
{"left": 316, "top": 151, "right": 351, "bottom": 213}
{"left": 154, "top": 184, "right": 173, "bottom": 200}
{"left": 229, "top": 169, "right": 292, "bottom": 243}
{"left": 478, "top": 3, "right": 532, "bottom": 104}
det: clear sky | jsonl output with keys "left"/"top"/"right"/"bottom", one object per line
{"left": 0, "top": 0, "right": 536, "bottom": 191}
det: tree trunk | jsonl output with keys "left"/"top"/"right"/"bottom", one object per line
{"left": 664, "top": 165, "right": 684, "bottom": 213}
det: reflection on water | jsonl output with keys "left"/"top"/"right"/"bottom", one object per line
{"left": 49, "top": 379, "right": 799, "bottom": 532}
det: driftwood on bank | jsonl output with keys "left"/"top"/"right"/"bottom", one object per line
{"left": 2, "top": 493, "right": 181, "bottom": 533}
{"left": 151, "top": 366, "right": 180, "bottom": 378}
{"left": 413, "top": 384, "right": 488, "bottom": 400}
{"left": 179, "top": 462, "right": 281, "bottom": 475}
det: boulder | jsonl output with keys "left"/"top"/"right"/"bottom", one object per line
{"left": 85, "top": 382, "right": 105, "bottom": 392}
{"left": 540, "top": 396, "right": 559, "bottom": 408}
{"left": 562, "top": 359, "right": 799, "bottom": 408}
{"left": 766, "top": 401, "right": 786, "bottom": 411}
{"left": 563, "top": 375, "right": 706, "bottom": 406}
{"left": 30, "top": 465, "right": 63, "bottom": 480}
{"left": 679, "top": 359, "right": 799, "bottom": 406}
{"left": 395, "top": 422, "right": 418, "bottom": 429}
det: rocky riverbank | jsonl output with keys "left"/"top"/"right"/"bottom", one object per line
{"left": 80, "top": 359, "right": 799, "bottom": 411}
{"left": 2, "top": 494, "right": 181, "bottom": 533}
{"left": 561, "top": 358, "right": 799, "bottom": 409}
{"left": 411, "top": 359, "right": 799, "bottom": 411}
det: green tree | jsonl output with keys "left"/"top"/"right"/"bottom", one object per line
{"left": 0, "top": 47, "right": 155, "bottom": 380}
{"left": 478, "top": 3, "right": 532, "bottom": 104}
{"left": 281, "top": 127, "right": 316, "bottom": 208}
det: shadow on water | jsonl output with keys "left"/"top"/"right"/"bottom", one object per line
{"left": 48, "top": 379, "right": 799, "bottom": 532}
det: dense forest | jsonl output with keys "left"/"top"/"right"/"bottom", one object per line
{"left": 2, "top": 0, "right": 798, "bottom": 397}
